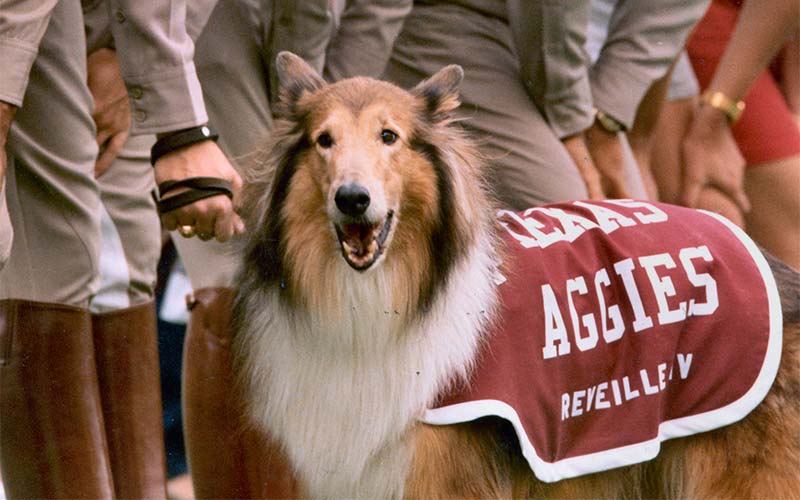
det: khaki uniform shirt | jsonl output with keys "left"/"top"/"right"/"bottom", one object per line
{"left": 0, "top": 0, "right": 210, "bottom": 134}
{"left": 0, "top": 0, "right": 359, "bottom": 134}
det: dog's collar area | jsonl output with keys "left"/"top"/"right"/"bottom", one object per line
{"left": 335, "top": 210, "right": 395, "bottom": 271}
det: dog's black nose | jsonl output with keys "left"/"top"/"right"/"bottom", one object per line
{"left": 335, "top": 183, "right": 371, "bottom": 217}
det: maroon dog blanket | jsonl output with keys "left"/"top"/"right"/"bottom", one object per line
{"left": 423, "top": 200, "right": 782, "bottom": 483}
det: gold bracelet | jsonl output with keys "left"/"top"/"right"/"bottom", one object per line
{"left": 700, "top": 91, "right": 746, "bottom": 124}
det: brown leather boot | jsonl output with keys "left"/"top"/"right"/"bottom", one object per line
{"left": 0, "top": 299, "right": 115, "bottom": 499}
{"left": 182, "top": 287, "right": 300, "bottom": 499}
{"left": 92, "top": 300, "right": 168, "bottom": 499}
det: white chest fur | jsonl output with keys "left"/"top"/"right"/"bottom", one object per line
{"left": 238, "top": 239, "right": 498, "bottom": 498}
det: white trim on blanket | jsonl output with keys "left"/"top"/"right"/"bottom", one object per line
{"left": 421, "top": 210, "right": 784, "bottom": 483}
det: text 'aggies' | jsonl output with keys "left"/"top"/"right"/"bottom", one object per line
{"left": 497, "top": 200, "right": 719, "bottom": 361}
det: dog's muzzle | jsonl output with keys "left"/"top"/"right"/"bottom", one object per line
{"left": 334, "top": 210, "right": 395, "bottom": 271}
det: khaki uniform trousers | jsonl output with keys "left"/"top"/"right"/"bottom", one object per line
{"left": 0, "top": 0, "right": 160, "bottom": 308}
{"left": 0, "top": 2, "right": 166, "bottom": 498}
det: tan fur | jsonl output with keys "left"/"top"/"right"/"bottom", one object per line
{"left": 235, "top": 54, "right": 800, "bottom": 499}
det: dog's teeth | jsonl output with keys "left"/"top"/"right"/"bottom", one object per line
{"left": 342, "top": 240, "right": 355, "bottom": 253}
{"left": 336, "top": 214, "right": 393, "bottom": 270}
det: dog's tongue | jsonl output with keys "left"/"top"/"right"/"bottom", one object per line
{"left": 341, "top": 222, "right": 377, "bottom": 257}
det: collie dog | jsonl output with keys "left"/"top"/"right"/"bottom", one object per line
{"left": 233, "top": 52, "right": 800, "bottom": 498}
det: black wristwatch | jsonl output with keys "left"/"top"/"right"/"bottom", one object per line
{"left": 150, "top": 124, "right": 219, "bottom": 166}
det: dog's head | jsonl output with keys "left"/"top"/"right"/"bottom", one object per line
{"left": 241, "top": 52, "right": 492, "bottom": 313}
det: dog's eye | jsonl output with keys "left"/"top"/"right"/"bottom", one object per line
{"left": 317, "top": 133, "right": 334, "bottom": 149}
{"left": 380, "top": 129, "right": 398, "bottom": 145}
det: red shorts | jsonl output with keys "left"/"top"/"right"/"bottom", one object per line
{"left": 687, "top": 0, "right": 800, "bottom": 165}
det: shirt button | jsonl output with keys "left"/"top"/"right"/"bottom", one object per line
{"left": 134, "top": 110, "right": 147, "bottom": 122}
{"left": 114, "top": 10, "right": 125, "bottom": 23}
{"left": 130, "top": 86, "right": 143, "bottom": 100}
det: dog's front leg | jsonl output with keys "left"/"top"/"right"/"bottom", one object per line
{"left": 403, "top": 421, "right": 517, "bottom": 499}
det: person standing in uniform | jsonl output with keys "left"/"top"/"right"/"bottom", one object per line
{"left": 0, "top": 1, "right": 241, "bottom": 497}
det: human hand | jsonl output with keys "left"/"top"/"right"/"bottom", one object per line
{"left": 561, "top": 133, "right": 604, "bottom": 200}
{"left": 87, "top": 48, "right": 130, "bottom": 178}
{"left": 154, "top": 140, "right": 245, "bottom": 242}
{"left": 681, "top": 103, "right": 750, "bottom": 212}
{"left": 584, "top": 121, "right": 632, "bottom": 199}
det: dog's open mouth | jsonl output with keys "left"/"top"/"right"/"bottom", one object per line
{"left": 334, "top": 211, "right": 394, "bottom": 271}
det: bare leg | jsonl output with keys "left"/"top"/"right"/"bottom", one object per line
{"left": 744, "top": 155, "right": 800, "bottom": 269}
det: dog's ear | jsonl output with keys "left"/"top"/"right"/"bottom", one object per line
{"left": 275, "top": 51, "right": 326, "bottom": 106}
{"left": 411, "top": 65, "right": 464, "bottom": 118}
